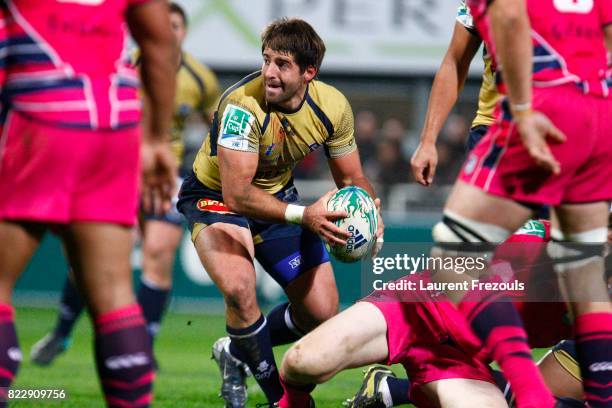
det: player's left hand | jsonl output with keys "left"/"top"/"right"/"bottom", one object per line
{"left": 141, "top": 141, "right": 177, "bottom": 214}
{"left": 372, "top": 198, "right": 384, "bottom": 258}
{"left": 516, "top": 110, "right": 566, "bottom": 175}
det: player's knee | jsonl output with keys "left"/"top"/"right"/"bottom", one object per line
{"left": 142, "top": 239, "right": 176, "bottom": 262}
{"left": 282, "top": 342, "right": 327, "bottom": 383}
{"left": 223, "top": 281, "right": 257, "bottom": 317}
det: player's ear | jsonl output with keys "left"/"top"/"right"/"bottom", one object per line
{"left": 303, "top": 65, "right": 317, "bottom": 82}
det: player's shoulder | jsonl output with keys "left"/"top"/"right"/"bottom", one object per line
{"left": 181, "top": 52, "right": 216, "bottom": 80}
{"left": 308, "top": 80, "right": 351, "bottom": 124}
{"left": 218, "top": 71, "right": 267, "bottom": 124}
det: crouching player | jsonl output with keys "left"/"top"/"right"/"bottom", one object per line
{"left": 177, "top": 18, "right": 382, "bottom": 407}
{"left": 278, "top": 219, "right": 586, "bottom": 407}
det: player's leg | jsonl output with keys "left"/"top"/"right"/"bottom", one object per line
{"left": 419, "top": 378, "right": 507, "bottom": 408}
{"left": 60, "top": 223, "right": 153, "bottom": 408}
{"left": 434, "top": 181, "right": 555, "bottom": 408}
{"left": 30, "top": 271, "right": 84, "bottom": 365}
{"left": 0, "top": 221, "right": 45, "bottom": 397}
{"left": 551, "top": 202, "right": 611, "bottom": 408}
{"left": 138, "top": 219, "right": 182, "bottom": 342}
{"left": 253, "top": 223, "right": 336, "bottom": 348}
{"left": 193, "top": 222, "right": 284, "bottom": 405}
{"left": 279, "top": 302, "right": 389, "bottom": 407}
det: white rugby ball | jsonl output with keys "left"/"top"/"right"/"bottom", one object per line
{"left": 326, "top": 186, "right": 378, "bottom": 263}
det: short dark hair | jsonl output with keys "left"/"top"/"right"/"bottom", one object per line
{"left": 261, "top": 18, "right": 326, "bottom": 73}
{"left": 169, "top": 2, "right": 188, "bottom": 27}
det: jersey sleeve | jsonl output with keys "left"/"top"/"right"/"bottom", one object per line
{"left": 324, "top": 96, "right": 357, "bottom": 159}
{"left": 216, "top": 99, "right": 260, "bottom": 154}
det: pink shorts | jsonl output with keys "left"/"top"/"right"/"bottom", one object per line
{"left": 460, "top": 85, "right": 612, "bottom": 205}
{"left": 0, "top": 111, "right": 140, "bottom": 225}
{"left": 363, "top": 294, "right": 494, "bottom": 407}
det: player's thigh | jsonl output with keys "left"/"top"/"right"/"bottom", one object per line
{"left": 142, "top": 220, "right": 183, "bottom": 256}
{"left": 283, "top": 302, "right": 388, "bottom": 382}
{"left": 422, "top": 378, "right": 507, "bottom": 408}
{"left": 538, "top": 348, "right": 583, "bottom": 401}
{"left": 193, "top": 222, "right": 256, "bottom": 300}
{"left": 0, "top": 221, "right": 45, "bottom": 303}
{"left": 60, "top": 222, "right": 134, "bottom": 315}
{"left": 445, "top": 181, "right": 532, "bottom": 233}
{"left": 554, "top": 201, "right": 609, "bottom": 235}
{"left": 284, "top": 261, "right": 339, "bottom": 330}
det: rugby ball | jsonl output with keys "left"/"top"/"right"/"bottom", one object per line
{"left": 326, "top": 186, "right": 378, "bottom": 263}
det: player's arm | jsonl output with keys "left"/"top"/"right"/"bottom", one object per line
{"left": 128, "top": 0, "right": 177, "bottom": 142}
{"left": 127, "top": 0, "right": 179, "bottom": 213}
{"left": 218, "top": 142, "right": 349, "bottom": 245}
{"left": 411, "top": 21, "right": 481, "bottom": 186}
{"left": 488, "top": 0, "right": 565, "bottom": 174}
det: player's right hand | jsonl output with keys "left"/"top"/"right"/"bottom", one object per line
{"left": 516, "top": 111, "right": 566, "bottom": 175}
{"left": 141, "top": 140, "right": 177, "bottom": 215}
{"left": 302, "top": 189, "right": 350, "bottom": 246}
{"left": 410, "top": 141, "right": 438, "bottom": 186}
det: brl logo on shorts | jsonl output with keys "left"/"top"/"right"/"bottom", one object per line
{"left": 197, "top": 199, "right": 232, "bottom": 214}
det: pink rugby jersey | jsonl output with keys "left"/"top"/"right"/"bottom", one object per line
{"left": 1, "top": 0, "right": 152, "bottom": 129}
{"left": 467, "top": 0, "right": 612, "bottom": 96}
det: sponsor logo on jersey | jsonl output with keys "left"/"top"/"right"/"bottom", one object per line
{"left": 197, "top": 198, "right": 232, "bottom": 214}
{"left": 105, "top": 352, "right": 149, "bottom": 370}
{"left": 218, "top": 104, "right": 254, "bottom": 151}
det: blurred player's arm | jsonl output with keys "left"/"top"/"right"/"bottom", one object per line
{"left": 411, "top": 22, "right": 481, "bottom": 186}
{"left": 128, "top": 0, "right": 177, "bottom": 142}
{"left": 127, "top": 0, "right": 179, "bottom": 212}
{"left": 488, "top": 0, "right": 565, "bottom": 174}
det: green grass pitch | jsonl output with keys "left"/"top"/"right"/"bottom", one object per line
{"left": 12, "top": 307, "right": 549, "bottom": 407}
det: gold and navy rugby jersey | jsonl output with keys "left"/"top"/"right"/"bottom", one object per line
{"left": 457, "top": 0, "right": 500, "bottom": 128}
{"left": 135, "top": 50, "right": 220, "bottom": 164}
{"left": 193, "top": 71, "right": 356, "bottom": 194}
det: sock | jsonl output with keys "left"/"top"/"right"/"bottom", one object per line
{"left": 575, "top": 312, "right": 612, "bottom": 408}
{"left": 278, "top": 376, "right": 315, "bottom": 408}
{"left": 267, "top": 302, "right": 304, "bottom": 347}
{"left": 94, "top": 304, "right": 154, "bottom": 408}
{"left": 0, "top": 304, "right": 20, "bottom": 406}
{"left": 54, "top": 276, "right": 84, "bottom": 339}
{"left": 136, "top": 277, "right": 170, "bottom": 341}
{"left": 461, "top": 301, "right": 555, "bottom": 408}
{"left": 385, "top": 376, "right": 411, "bottom": 406}
{"left": 227, "top": 315, "right": 283, "bottom": 403}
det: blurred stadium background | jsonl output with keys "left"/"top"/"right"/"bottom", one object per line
{"left": 14, "top": 1, "right": 489, "bottom": 406}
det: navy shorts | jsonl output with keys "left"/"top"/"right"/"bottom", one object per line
{"left": 177, "top": 173, "right": 330, "bottom": 288}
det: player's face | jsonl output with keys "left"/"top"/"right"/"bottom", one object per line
{"left": 262, "top": 48, "right": 315, "bottom": 110}
{"left": 170, "top": 12, "right": 187, "bottom": 46}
